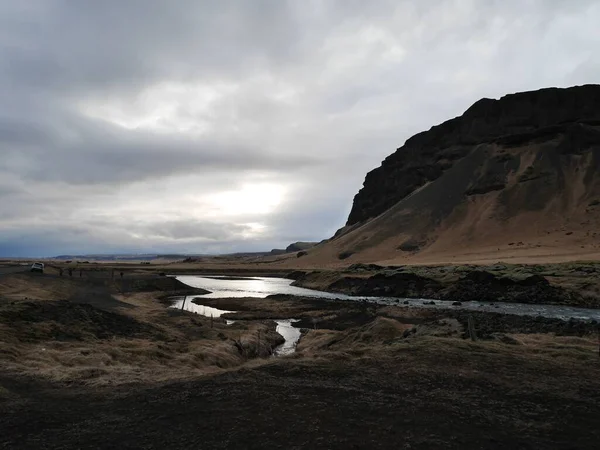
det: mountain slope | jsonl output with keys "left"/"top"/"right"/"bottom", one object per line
{"left": 302, "top": 85, "right": 600, "bottom": 266}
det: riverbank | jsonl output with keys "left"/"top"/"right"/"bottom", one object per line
{"left": 290, "top": 261, "right": 600, "bottom": 308}
{"left": 11, "top": 259, "right": 600, "bottom": 309}
{"left": 190, "top": 293, "right": 599, "bottom": 337}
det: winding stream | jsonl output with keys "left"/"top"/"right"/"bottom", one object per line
{"left": 175, "top": 275, "right": 600, "bottom": 322}
{"left": 273, "top": 320, "right": 301, "bottom": 356}
{"left": 169, "top": 290, "right": 303, "bottom": 356}
{"left": 172, "top": 275, "right": 600, "bottom": 355}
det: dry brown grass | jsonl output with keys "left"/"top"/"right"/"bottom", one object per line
{"left": 0, "top": 273, "right": 77, "bottom": 302}
{"left": 0, "top": 336, "right": 243, "bottom": 385}
{"left": 0, "top": 274, "right": 285, "bottom": 385}
{"left": 297, "top": 315, "right": 599, "bottom": 367}
{"left": 0, "top": 307, "right": 285, "bottom": 386}
{"left": 2, "top": 270, "right": 599, "bottom": 388}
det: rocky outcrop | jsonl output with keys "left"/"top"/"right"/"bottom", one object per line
{"left": 441, "top": 271, "right": 578, "bottom": 305}
{"left": 327, "top": 272, "right": 443, "bottom": 298}
{"left": 347, "top": 85, "right": 600, "bottom": 225}
{"left": 286, "top": 242, "right": 318, "bottom": 252}
{"left": 293, "top": 269, "right": 587, "bottom": 307}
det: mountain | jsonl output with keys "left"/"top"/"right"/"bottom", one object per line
{"left": 52, "top": 254, "right": 200, "bottom": 261}
{"left": 299, "top": 85, "right": 600, "bottom": 265}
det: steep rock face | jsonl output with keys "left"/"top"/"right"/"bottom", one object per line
{"left": 294, "top": 85, "right": 600, "bottom": 266}
{"left": 347, "top": 85, "right": 600, "bottom": 226}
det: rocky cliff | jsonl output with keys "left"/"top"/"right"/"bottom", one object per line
{"left": 299, "top": 85, "right": 600, "bottom": 265}
{"left": 347, "top": 85, "right": 600, "bottom": 225}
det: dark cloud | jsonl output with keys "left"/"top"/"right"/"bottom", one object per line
{"left": 0, "top": 1, "right": 307, "bottom": 95}
{"left": 0, "top": 108, "right": 319, "bottom": 185}
{"left": 1, "top": 0, "right": 599, "bottom": 256}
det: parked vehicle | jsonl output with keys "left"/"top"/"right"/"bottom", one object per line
{"left": 30, "top": 262, "right": 44, "bottom": 273}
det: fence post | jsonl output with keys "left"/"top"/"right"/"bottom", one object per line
{"left": 181, "top": 295, "right": 187, "bottom": 311}
{"left": 468, "top": 315, "right": 477, "bottom": 341}
{"left": 257, "top": 329, "right": 261, "bottom": 356}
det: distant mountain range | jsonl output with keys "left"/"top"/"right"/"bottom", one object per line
{"left": 52, "top": 241, "right": 321, "bottom": 261}
{"left": 52, "top": 254, "right": 195, "bottom": 261}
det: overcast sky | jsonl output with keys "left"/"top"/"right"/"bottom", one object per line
{"left": 1, "top": 0, "right": 599, "bottom": 257}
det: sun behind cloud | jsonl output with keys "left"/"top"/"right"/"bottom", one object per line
{"left": 207, "top": 183, "right": 286, "bottom": 216}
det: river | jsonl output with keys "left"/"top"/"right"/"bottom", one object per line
{"left": 175, "top": 275, "right": 600, "bottom": 321}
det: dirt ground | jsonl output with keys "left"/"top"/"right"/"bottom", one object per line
{"left": 2, "top": 265, "right": 600, "bottom": 449}
{"left": 2, "top": 337, "right": 600, "bottom": 449}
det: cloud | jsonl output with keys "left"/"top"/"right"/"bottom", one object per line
{"left": 1, "top": 0, "right": 599, "bottom": 256}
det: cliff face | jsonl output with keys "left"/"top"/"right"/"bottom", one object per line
{"left": 295, "top": 85, "right": 600, "bottom": 266}
{"left": 347, "top": 85, "right": 600, "bottom": 226}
